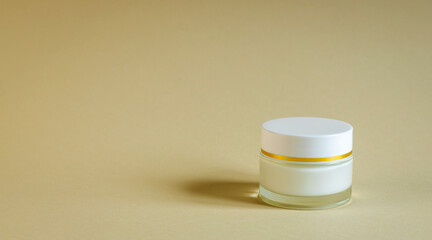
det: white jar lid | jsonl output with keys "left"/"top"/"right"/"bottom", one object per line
{"left": 261, "top": 117, "right": 353, "bottom": 161}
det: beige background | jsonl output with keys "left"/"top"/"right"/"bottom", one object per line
{"left": 1, "top": 1, "right": 432, "bottom": 239}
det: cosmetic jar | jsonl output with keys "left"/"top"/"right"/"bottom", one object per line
{"left": 258, "top": 117, "right": 353, "bottom": 210}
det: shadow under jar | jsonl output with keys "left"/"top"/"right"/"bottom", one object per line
{"left": 258, "top": 117, "right": 353, "bottom": 210}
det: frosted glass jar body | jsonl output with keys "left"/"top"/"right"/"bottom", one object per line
{"left": 259, "top": 153, "right": 353, "bottom": 209}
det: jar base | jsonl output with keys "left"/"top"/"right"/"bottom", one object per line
{"left": 258, "top": 185, "right": 351, "bottom": 210}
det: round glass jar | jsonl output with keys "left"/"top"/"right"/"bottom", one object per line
{"left": 258, "top": 117, "right": 353, "bottom": 210}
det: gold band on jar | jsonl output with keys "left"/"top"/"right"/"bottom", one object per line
{"left": 261, "top": 149, "right": 352, "bottom": 162}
